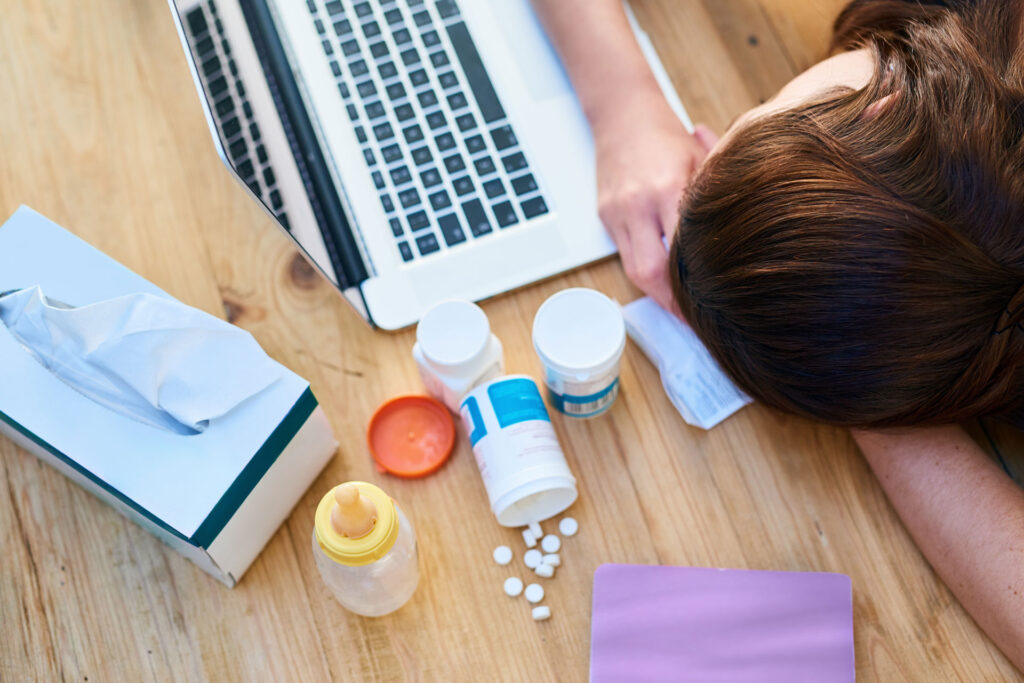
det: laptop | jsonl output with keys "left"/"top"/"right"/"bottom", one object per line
{"left": 169, "top": 0, "right": 690, "bottom": 329}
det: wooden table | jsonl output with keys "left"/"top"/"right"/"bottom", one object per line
{"left": 3, "top": 1, "right": 1021, "bottom": 680}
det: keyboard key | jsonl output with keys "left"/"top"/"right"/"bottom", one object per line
{"left": 209, "top": 75, "right": 228, "bottom": 97}
{"left": 438, "top": 71, "right": 458, "bottom": 89}
{"left": 201, "top": 55, "right": 220, "bottom": 77}
{"left": 456, "top": 113, "right": 476, "bottom": 131}
{"left": 418, "top": 90, "right": 438, "bottom": 107}
{"left": 465, "top": 135, "right": 486, "bottom": 154}
{"left": 462, "top": 198, "right": 492, "bottom": 237}
{"left": 249, "top": 122, "right": 261, "bottom": 141}
{"left": 372, "top": 170, "right": 386, "bottom": 188}
{"left": 390, "top": 217, "right": 404, "bottom": 237}
{"left": 378, "top": 61, "right": 398, "bottom": 79}
{"left": 381, "top": 143, "right": 403, "bottom": 163}
{"left": 474, "top": 156, "right": 496, "bottom": 176}
{"left": 409, "top": 69, "right": 429, "bottom": 86}
{"left": 437, "top": 0, "right": 460, "bottom": 19}
{"left": 362, "top": 20, "right": 381, "bottom": 37}
{"left": 341, "top": 38, "right": 360, "bottom": 56}
{"left": 365, "top": 100, "right": 386, "bottom": 118}
{"left": 350, "top": 59, "right": 369, "bottom": 76}
{"left": 186, "top": 7, "right": 207, "bottom": 34}
{"left": 370, "top": 41, "right": 389, "bottom": 59}
{"left": 452, "top": 176, "right": 474, "bottom": 196}
{"left": 398, "top": 241, "right": 414, "bottom": 262}
{"left": 438, "top": 214, "right": 467, "bottom": 246}
{"left": 386, "top": 82, "right": 406, "bottom": 100}
{"left": 393, "top": 28, "right": 412, "bottom": 45}
{"left": 215, "top": 95, "right": 234, "bottom": 117}
{"left": 482, "top": 178, "right": 505, "bottom": 198}
{"left": 490, "top": 124, "right": 517, "bottom": 150}
{"left": 492, "top": 200, "right": 518, "bottom": 227}
{"left": 390, "top": 165, "right": 412, "bottom": 185}
{"left": 407, "top": 210, "right": 430, "bottom": 231}
{"left": 411, "top": 146, "right": 433, "bottom": 165}
{"left": 384, "top": 8, "right": 403, "bottom": 25}
{"left": 357, "top": 80, "right": 377, "bottom": 97}
{"left": 420, "top": 168, "right": 442, "bottom": 187}
{"left": 435, "top": 132, "right": 456, "bottom": 151}
{"left": 446, "top": 92, "right": 468, "bottom": 110}
{"left": 315, "top": 18, "right": 325, "bottom": 34}
{"left": 502, "top": 152, "right": 527, "bottom": 173}
{"left": 330, "top": 61, "right": 342, "bottom": 77}
{"left": 446, "top": 21, "right": 507, "bottom": 123}
{"left": 363, "top": 148, "right": 376, "bottom": 165}
{"left": 521, "top": 196, "right": 548, "bottom": 218}
{"left": 227, "top": 58, "right": 238, "bottom": 77}
{"left": 413, "top": 10, "right": 431, "bottom": 26}
{"left": 333, "top": 19, "right": 352, "bottom": 36}
{"left": 222, "top": 116, "right": 241, "bottom": 139}
{"left": 373, "top": 122, "right": 394, "bottom": 141}
{"left": 443, "top": 154, "right": 465, "bottom": 173}
{"left": 338, "top": 81, "right": 350, "bottom": 97}
{"left": 346, "top": 103, "right": 359, "bottom": 120}
{"left": 381, "top": 194, "right": 395, "bottom": 212}
{"left": 270, "top": 189, "right": 283, "bottom": 210}
{"left": 401, "top": 48, "right": 421, "bottom": 66}
{"left": 256, "top": 144, "right": 268, "bottom": 163}
{"left": 426, "top": 111, "right": 447, "bottom": 129}
{"left": 395, "top": 103, "right": 415, "bottom": 121}
{"left": 229, "top": 138, "right": 246, "bottom": 161}
{"left": 511, "top": 174, "right": 538, "bottom": 196}
{"left": 408, "top": 0, "right": 424, "bottom": 5}
{"left": 421, "top": 30, "right": 441, "bottom": 47}
{"left": 430, "top": 51, "right": 449, "bottom": 68}
{"left": 354, "top": 2, "right": 372, "bottom": 17}
{"left": 322, "top": 39, "right": 334, "bottom": 56}
{"left": 416, "top": 232, "right": 440, "bottom": 256}
{"left": 398, "top": 188, "right": 422, "bottom": 208}
{"left": 197, "top": 36, "right": 214, "bottom": 55}
{"left": 404, "top": 124, "right": 425, "bottom": 143}
{"left": 355, "top": 125, "right": 367, "bottom": 143}
{"left": 429, "top": 190, "right": 452, "bottom": 210}
{"left": 324, "top": 0, "right": 344, "bottom": 15}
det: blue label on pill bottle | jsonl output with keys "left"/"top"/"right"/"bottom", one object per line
{"left": 548, "top": 378, "right": 619, "bottom": 418}
{"left": 488, "top": 377, "right": 550, "bottom": 428}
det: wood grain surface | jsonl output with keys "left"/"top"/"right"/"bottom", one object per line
{"left": 2, "top": 0, "right": 1021, "bottom": 680}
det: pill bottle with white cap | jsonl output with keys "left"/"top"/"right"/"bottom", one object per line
{"left": 459, "top": 375, "right": 577, "bottom": 526}
{"left": 413, "top": 300, "right": 504, "bottom": 412}
{"left": 312, "top": 481, "right": 419, "bottom": 616}
{"left": 533, "top": 288, "right": 626, "bottom": 418}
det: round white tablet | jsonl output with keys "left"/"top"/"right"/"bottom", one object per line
{"left": 535, "top": 562, "right": 554, "bottom": 578}
{"left": 541, "top": 534, "right": 561, "bottom": 553}
{"left": 503, "top": 577, "right": 524, "bottom": 597}
{"left": 532, "top": 605, "right": 552, "bottom": 621}
{"left": 524, "top": 583, "right": 544, "bottom": 603}
{"left": 524, "top": 549, "right": 543, "bottom": 569}
{"left": 558, "top": 517, "right": 578, "bottom": 537}
{"left": 493, "top": 545, "right": 513, "bottom": 566}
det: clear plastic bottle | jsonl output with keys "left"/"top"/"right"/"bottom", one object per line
{"left": 312, "top": 481, "right": 419, "bottom": 617}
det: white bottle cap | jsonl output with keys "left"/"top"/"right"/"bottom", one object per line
{"left": 417, "top": 300, "right": 491, "bottom": 373}
{"left": 533, "top": 288, "right": 626, "bottom": 379}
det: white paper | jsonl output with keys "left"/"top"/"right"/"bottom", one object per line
{"left": 0, "top": 286, "right": 282, "bottom": 435}
{"left": 622, "top": 297, "right": 751, "bottom": 429}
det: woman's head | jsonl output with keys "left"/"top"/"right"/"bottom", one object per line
{"left": 670, "top": 0, "right": 1024, "bottom": 428}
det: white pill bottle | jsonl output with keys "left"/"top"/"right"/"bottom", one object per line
{"left": 413, "top": 300, "right": 504, "bottom": 412}
{"left": 312, "top": 481, "right": 419, "bottom": 617}
{"left": 459, "top": 375, "right": 577, "bottom": 526}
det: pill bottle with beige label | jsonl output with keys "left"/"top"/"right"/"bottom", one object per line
{"left": 312, "top": 481, "right": 419, "bottom": 616}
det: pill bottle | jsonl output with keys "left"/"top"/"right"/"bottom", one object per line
{"left": 413, "top": 300, "right": 504, "bottom": 412}
{"left": 312, "top": 481, "right": 419, "bottom": 617}
{"left": 532, "top": 288, "right": 626, "bottom": 419}
{"left": 459, "top": 375, "right": 577, "bottom": 527}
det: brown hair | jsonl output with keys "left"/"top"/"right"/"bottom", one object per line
{"left": 670, "top": 0, "right": 1024, "bottom": 428}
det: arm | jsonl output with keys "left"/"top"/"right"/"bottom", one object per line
{"left": 853, "top": 425, "right": 1024, "bottom": 670}
{"left": 530, "top": 0, "right": 716, "bottom": 313}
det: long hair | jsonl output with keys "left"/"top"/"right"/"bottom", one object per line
{"left": 670, "top": 0, "right": 1024, "bottom": 427}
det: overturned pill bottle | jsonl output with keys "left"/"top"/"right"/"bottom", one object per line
{"left": 414, "top": 300, "right": 504, "bottom": 412}
{"left": 312, "top": 481, "right": 419, "bottom": 616}
{"left": 533, "top": 288, "right": 626, "bottom": 419}
{"left": 459, "top": 375, "right": 577, "bottom": 527}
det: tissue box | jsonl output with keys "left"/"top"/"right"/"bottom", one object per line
{"left": 0, "top": 206, "right": 337, "bottom": 587}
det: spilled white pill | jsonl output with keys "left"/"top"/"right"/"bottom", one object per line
{"left": 541, "top": 534, "right": 561, "bottom": 553}
{"left": 528, "top": 521, "right": 542, "bottom": 538}
{"left": 532, "top": 605, "right": 551, "bottom": 621}
{"left": 535, "top": 562, "right": 554, "bottom": 578}
{"left": 524, "top": 583, "right": 544, "bottom": 603}
{"left": 493, "top": 545, "right": 513, "bottom": 565}
{"left": 542, "top": 553, "right": 560, "bottom": 567}
{"left": 504, "top": 577, "right": 524, "bottom": 597}
{"left": 524, "top": 549, "right": 543, "bottom": 569}
{"left": 522, "top": 528, "right": 537, "bottom": 548}
{"left": 559, "top": 517, "right": 578, "bottom": 537}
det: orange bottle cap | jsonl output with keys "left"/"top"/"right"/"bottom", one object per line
{"left": 367, "top": 395, "right": 455, "bottom": 477}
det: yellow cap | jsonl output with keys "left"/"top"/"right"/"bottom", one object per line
{"left": 314, "top": 481, "right": 399, "bottom": 566}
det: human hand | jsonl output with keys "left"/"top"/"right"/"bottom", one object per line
{"left": 592, "top": 93, "right": 718, "bottom": 313}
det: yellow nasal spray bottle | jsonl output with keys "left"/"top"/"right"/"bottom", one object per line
{"left": 312, "top": 482, "right": 419, "bottom": 616}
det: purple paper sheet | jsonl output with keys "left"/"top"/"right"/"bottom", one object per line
{"left": 590, "top": 564, "right": 854, "bottom": 682}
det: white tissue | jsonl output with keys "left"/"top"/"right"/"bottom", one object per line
{"left": 622, "top": 297, "right": 751, "bottom": 430}
{"left": 0, "top": 286, "right": 282, "bottom": 435}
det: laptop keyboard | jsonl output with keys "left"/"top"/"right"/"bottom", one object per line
{"left": 307, "top": 0, "right": 550, "bottom": 263}
{"left": 184, "top": 0, "right": 291, "bottom": 229}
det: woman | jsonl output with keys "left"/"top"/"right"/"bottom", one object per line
{"left": 535, "top": 0, "right": 1024, "bottom": 669}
